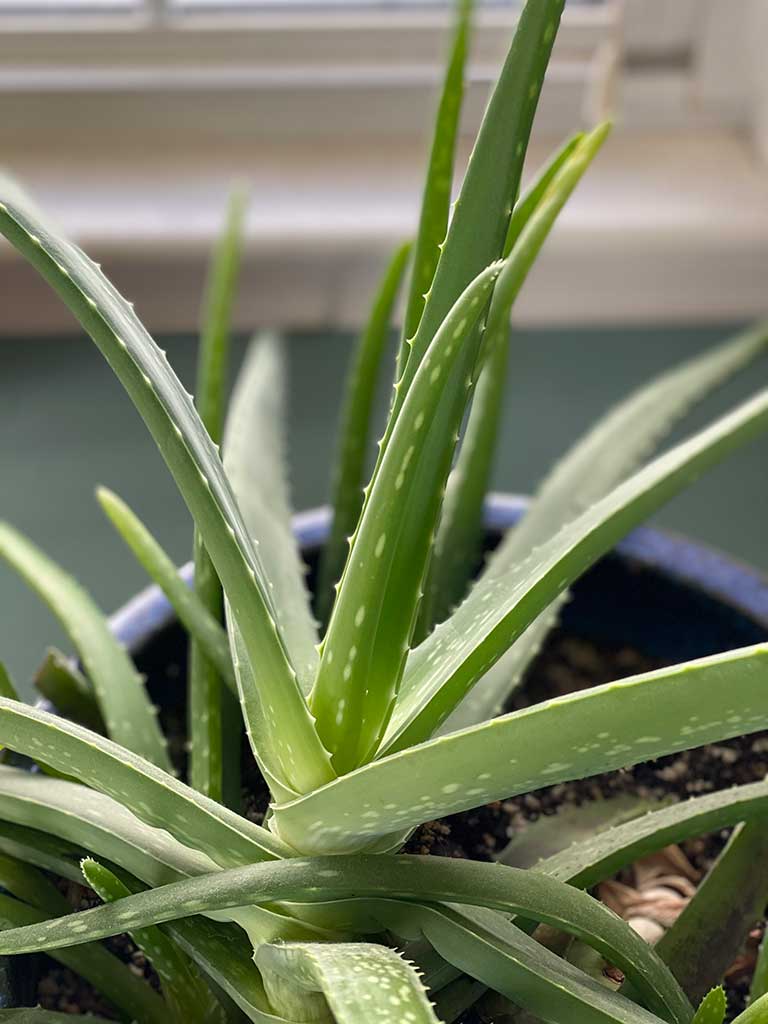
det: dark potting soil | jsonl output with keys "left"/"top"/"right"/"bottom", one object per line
{"left": 35, "top": 630, "right": 768, "bottom": 1021}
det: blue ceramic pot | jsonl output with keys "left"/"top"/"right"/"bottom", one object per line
{"left": 4, "top": 496, "right": 768, "bottom": 1011}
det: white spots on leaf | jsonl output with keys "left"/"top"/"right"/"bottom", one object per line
{"left": 355, "top": 605, "right": 366, "bottom": 628}
{"left": 374, "top": 533, "right": 387, "bottom": 558}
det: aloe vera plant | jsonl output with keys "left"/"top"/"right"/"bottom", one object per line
{"left": 1, "top": 0, "right": 768, "bottom": 1021}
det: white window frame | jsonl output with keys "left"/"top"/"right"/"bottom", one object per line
{"left": 1, "top": 0, "right": 767, "bottom": 335}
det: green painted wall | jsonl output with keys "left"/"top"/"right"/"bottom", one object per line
{"left": 2, "top": 323, "right": 766, "bottom": 696}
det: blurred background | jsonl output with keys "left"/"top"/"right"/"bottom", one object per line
{"left": 1, "top": 0, "right": 768, "bottom": 691}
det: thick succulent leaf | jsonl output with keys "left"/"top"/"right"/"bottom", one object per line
{"left": 310, "top": 261, "right": 504, "bottom": 771}
{"left": 197, "top": 188, "right": 247, "bottom": 444}
{"left": 655, "top": 821, "right": 768, "bottom": 1005}
{"left": 0, "top": 820, "right": 88, "bottom": 883}
{"left": 0, "top": 663, "right": 17, "bottom": 702}
{"left": 224, "top": 334, "right": 319, "bottom": 694}
{"left": 731, "top": 992, "right": 768, "bottom": 1023}
{"left": 691, "top": 989, "right": 726, "bottom": 1024}
{"left": 447, "top": 321, "right": 768, "bottom": 730}
{"left": 498, "top": 794, "right": 655, "bottom": 869}
{"left": 33, "top": 648, "right": 104, "bottom": 733}
{"left": 386, "top": 384, "right": 768, "bottom": 751}
{"left": 0, "top": 179, "right": 332, "bottom": 796}
{"left": 0, "top": 701, "right": 290, "bottom": 867}
{"left": 190, "top": 190, "right": 246, "bottom": 808}
{"left": 390, "top": 0, "right": 565, "bottom": 426}
{"left": 419, "top": 127, "right": 607, "bottom": 635}
{"left": 751, "top": 929, "right": 768, "bottom": 1003}
{"left": 0, "top": 764, "right": 219, "bottom": 883}
{"left": 0, "top": 523, "right": 170, "bottom": 771}
{"left": 82, "top": 857, "right": 228, "bottom": 1024}
{"left": 256, "top": 941, "right": 441, "bottom": 1024}
{"left": 0, "top": 765, "right": 324, "bottom": 948}
{"left": 399, "top": 0, "right": 472, "bottom": 358}
{"left": 162, "top": 915, "right": 299, "bottom": 1024}
{"left": 389, "top": 902, "right": 671, "bottom": 1024}
{"left": 97, "top": 488, "right": 235, "bottom": 694}
{"left": 316, "top": 242, "right": 412, "bottom": 625}
{"left": 276, "top": 643, "right": 768, "bottom": 853}
{"left": 538, "top": 777, "right": 768, "bottom": 889}
{"left": 0, "top": 891, "right": 166, "bottom": 1024}
{"left": 0, "top": 853, "right": 691, "bottom": 1024}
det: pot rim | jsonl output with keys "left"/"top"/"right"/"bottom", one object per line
{"left": 109, "top": 492, "right": 768, "bottom": 653}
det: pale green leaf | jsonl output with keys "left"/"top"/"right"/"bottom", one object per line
{"left": 419, "top": 127, "right": 608, "bottom": 635}
{"left": 82, "top": 857, "right": 228, "bottom": 1024}
{"left": 438, "top": 308, "right": 768, "bottom": 739}
{"left": 731, "top": 991, "right": 768, "bottom": 1023}
{"left": 399, "top": 0, "right": 472, "bottom": 356}
{"left": 317, "top": 242, "right": 411, "bottom": 625}
{"left": 33, "top": 647, "right": 104, "bottom": 733}
{"left": 691, "top": 988, "right": 726, "bottom": 1024}
{"left": 97, "top": 488, "right": 235, "bottom": 694}
{"left": 386, "top": 384, "right": 768, "bottom": 752}
{"left": 0, "top": 523, "right": 170, "bottom": 771}
{"left": 0, "top": 854, "right": 691, "bottom": 1024}
{"left": 0, "top": 179, "right": 333, "bottom": 796}
{"left": 498, "top": 794, "right": 656, "bottom": 869}
{"left": 276, "top": 643, "right": 768, "bottom": 852}
{"left": 256, "top": 941, "right": 441, "bottom": 1024}
{"left": 311, "top": 261, "right": 504, "bottom": 771}
{"left": 224, "top": 334, "right": 319, "bottom": 693}
{"left": 0, "top": 890, "right": 166, "bottom": 1024}
{"left": 751, "top": 928, "right": 768, "bottom": 1004}
{"left": 190, "top": 188, "right": 247, "bottom": 805}
{"left": 656, "top": 821, "right": 768, "bottom": 1005}
{"left": 390, "top": 0, "right": 565, "bottom": 427}
{"left": 0, "top": 700, "right": 290, "bottom": 867}
{"left": 538, "top": 777, "right": 768, "bottom": 889}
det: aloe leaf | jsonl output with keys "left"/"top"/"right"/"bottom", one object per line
{"left": 691, "top": 989, "right": 726, "bottom": 1024}
{"left": 0, "top": 763, "right": 220, "bottom": 883}
{"left": 316, "top": 242, "right": 411, "bottom": 625}
{"left": 0, "top": 523, "right": 171, "bottom": 772}
{"left": 444, "top": 322, "right": 768, "bottom": 733}
{"left": 310, "top": 261, "right": 504, "bottom": 771}
{"left": 399, "top": 0, "right": 472, "bottom": 362}
{"left": 0, "top": 820, "right": 88, "bottom": 883}
{"left": 224, "top": 334, "right": 319, "bottom": 694}
{"left": 538, "top": 779, "right": 768, "bottom": 890}
{"left": 386, "top": 384, "right": 768, "bottom": 752}
{"left": 498, "top": 794, "right": 656, "bottom": 869}
{"left": 0, "top": 700, "right": 290, "bottom": 867}
{"left": 655, "top": 821, "right": 768, "bottom": 1005}
{"left": 731, "top": 992, "right": 768, "bottom": 1023}
{"left": 0, "top": 764, "right": 321, "bottom": 948}
{"left": 390, "top": 0, "right": 565, "bottom": 429}
{"left": 191, "top": 189, "right": 247, "bottom": 807}
{"left": 419, "top": 128, "right": 607, "bottom": 635}
{"left": 96, "top": 488, "right": 235, "bottom": 695}
{"left": 33, "top": 647, "right": 104, "bottom": 733}
{"left": 0, "top": 663, "right": 17, "bottom": 701}
{"left": 256, "top": 941, "right": 441, "bottom": 1024}
{"left": 0, "top": 854, "right": 692, "bottom": 1024}
{"left": 751, "top": 928, "right": 768, "bottom": 1003}
{"left": 162, "top": 915, "right": 298, "bottom": 1024}
{"left": 0, "top": 889, "right": 166, "bottom": 1024}
{"left": 82, "top": 857, "right": 228, "bottom": 1024}
{"left": 278, "top": 643, "right": 768, "bottom": 853}
{"left": 396, "top": 903, "right": 670, "bottom": 1024}
{"left": 0, "top": 179, "right": 333, "bottom": 796}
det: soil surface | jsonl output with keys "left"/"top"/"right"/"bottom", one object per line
{"left": 35, "top": 631, "right": 768, "bottom": 1021}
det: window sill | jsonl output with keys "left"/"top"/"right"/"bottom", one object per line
{"left": 1, "top": 128, "right": 767, "bottom": 336}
